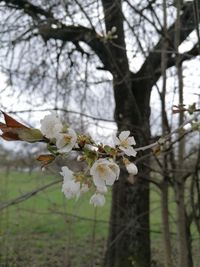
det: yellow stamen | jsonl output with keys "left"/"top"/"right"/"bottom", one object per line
{"left": 64, "top": 134, "right": 72, "bottom": 144}
{"left": 121, "top": 139, "right": 129, "bottom": 148}
{"left": 97, "top": 164, "right": 106, "bottom": 176}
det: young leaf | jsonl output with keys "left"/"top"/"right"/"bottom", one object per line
{"left": 37, "top": 154, "right": 55, "bottom": 168}
{"left": 0, "top": 111, "right": 44, "bottom": 142}
{"left": 18, "top": 128, "right": 44, "bottom": 142}
{"left": 1, "top": 111, "right": 28, "bottom": 128}
{"left": 1, "top": 131, "right": 21, "bottom": 141}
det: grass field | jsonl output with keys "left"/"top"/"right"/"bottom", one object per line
{"left": 0, "top": 170, "right": 199, "bottom": 266}
{"left": 0, "top": 171, "right": 112, "bottom": 267}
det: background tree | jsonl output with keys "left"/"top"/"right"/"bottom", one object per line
{"left": 0, "top": 1, "right": 200, "bottom": 267}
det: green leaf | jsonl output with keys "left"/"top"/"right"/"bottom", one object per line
{"left": 104, "top": 145, "right": 117, "bottom": 157}
{"left": 83, "top": 148, "right": 98, "bottom": 167}
{"left": 18, "top": 128, "right": 44, "bottom": 142}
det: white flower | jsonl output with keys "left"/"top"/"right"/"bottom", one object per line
{"left": 60, "top": 166, "right": 81, "bottom": 199}
{"left": 126, "top": 163, "right": 138, "bottom": 175}
{"left": 40, "top": 112, "right": 63, "bottom": 139}
{"left": 90, "top": 193, "right": 105, "bottom": 207}
{"left": 115, "top": 131, "right": 137, "bottom": 157}
{"left": 56, "top": 128, "right": 77, "bottom": 153}
{"left": 96, "top": 185, "right": 108, "bottom": 194}
{"left": 90, "top": 159, "right": 120, "bottom": 187}
{"left": 62, "top": 179, "right": 81, "bottom": 199}
{"left": 60, "top": 166, "right": 74, "bottom": 182}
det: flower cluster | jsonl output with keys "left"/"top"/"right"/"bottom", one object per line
{"left": 0, "top": 111, "right": 138, "bottom": 207}
{"left": 39, "top": 112, "right": 138, "bottom": 207}
{"left": 40, "top": 112, "right": 77, "bottom": 153}
{"left": 60, "top": 166, "right": 89, "bottom": 199}
{"left": 89, "top": 159, "right": 120, "bottom": 206}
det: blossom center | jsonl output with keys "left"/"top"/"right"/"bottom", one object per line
{"left": 96, "top": 164, "right": 107, "bottom": 177}
{"left": 120, "top": 139, "right": 129, "bottom": 148}
{"left": 64, "top": 134, "right": 72, "bottom": 144}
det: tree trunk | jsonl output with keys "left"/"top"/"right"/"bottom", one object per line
{"left": 161, "top": 180, "right": 173, "bottom": 267}
{"left": 175, "top": 182, "right": 189, "bottom": 267}
{"left": 101, "top": 1, "right": 151, "bottom": 266}
{"left": 104, "top": 75, "right": 151, "bottom": 267}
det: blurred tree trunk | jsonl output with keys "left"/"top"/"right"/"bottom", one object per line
{"left": 159, "top": 1, "right": 173, "bottom": 266}
{"left": 102, "top": 1, "right": 151, "bottom": 266}
{"left": 104, "top": 107, "right": 151, "bottom": 267}
{"left": 104, "top": 73, "right": 151, "bottom": 267}
{"left": 174, "top": 1, "right": 190, "bottom": 267}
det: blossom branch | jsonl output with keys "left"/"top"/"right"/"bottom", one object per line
{"left": 0, "top": 110, "right": 199, "bottom": 207}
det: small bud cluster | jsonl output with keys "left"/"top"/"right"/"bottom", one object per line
{"left": 103, "top": 26, "right": 118, "bottom": 41}
{"left": 40, "top": 112, "right": 138, "bottom": 207}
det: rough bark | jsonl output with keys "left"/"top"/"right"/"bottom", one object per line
{"left": 104, "top": 93, "right": 151, "bottom": 267}
{"left": 101, "top": 1, "right": 151, "bottom": 266}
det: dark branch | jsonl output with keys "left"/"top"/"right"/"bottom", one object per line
{"left": 167, "top": 43, "right": 200, "bottom": 68}
{"left": 1, "top": 0, "right": 112, "bottom": 71}
{"left": 37, "top": 23, "right": 112, "bottom": 71}
{"left": 137, "top": 2, "right": 200, "bottom": 86}
{"left": 2, "top": 0, "right": 54, "bottom": 19}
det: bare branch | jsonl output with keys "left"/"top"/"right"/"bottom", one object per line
{"left": 0, "top": 178, "right": 62, "bottom": 211}
{"left": 1, "top": 0, "right": 112, "bottom": 71}
{"left": 137, "top": 2, "right": 200, "bottom": 86}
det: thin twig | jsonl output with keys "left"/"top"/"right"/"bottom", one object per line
{"left": 0, "top": 178, "right": 62, "bottom": 211}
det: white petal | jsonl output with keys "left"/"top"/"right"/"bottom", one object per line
{"left": 56, "top": 128, "right": 77, "bottom": 153}
{"left": 90, "top": 161, "right": 99, "bottom": 176}
{"left": 127, "top": 136, "right": 136, "bottom": 146}
{"left": 109, "top": 162, "right": 120, "bottom": 180}
{"left": 105, "top": 173, "right": 116, "bottom": 186}
{"left": 90, "top": 159, "right": 118, "bottom": 187}
{"left": 93, "top": 174, "right": 106, "bottom": 187}
{"left": 40, "top": 113, "right": 63, "bottom": 139}
{"left": 96, "top": 185, "right": 108, "bottom": 194}
{"left": 103, "top": 165, "right": 116, "bottom": 180}
{"left": 58, "top": 143, "right": 74, "bottom": 153}
{"left": 126, "top": 163, "right": 138, "bottom": 175}
{"left": 62, "top": 180, "right": 80, "bottom": 199}
{"left": 90, "top": 193, "right": 105, "bottom": 207}
{"left": 68, "top": 128, "right": 77, "bottom": 139}
{"left": 114, "top": 136, "right": 121, "bottom": 146}
{"left": 60, "top": 166, "right": 74, "bottom": 181}
{"left": 56, "top": 134, "right": 67, "bottom": 148}
{"left": 119, "top": 131, "right": 130, "bottom": 141}
{"left": 120, "top": 146, "right": 137, "bottom": 157}
{"left": 90, "top": 159, "right": 108, "bottom": 176}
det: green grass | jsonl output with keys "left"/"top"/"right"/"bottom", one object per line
{"left": 0, "top": 171, "right": 110, "bottom": 236}
{"left": 0, "top": 170, "right": 173, "bottom": 242}
{"left": 0, "top": 171, "right": 199, "bottom": 266}
{"left": 0, "top": 171, "right": 110, "bottom": 266}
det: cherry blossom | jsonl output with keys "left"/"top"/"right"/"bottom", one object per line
{"left": 1, "top": 111, "right": 145, "bottom": 207}
{"left": 60, "top": 166, "right": 74, "bottom": 181}
{"left": 96, "top": 185, "right": 108, "bottom": 194}
{"left": 56, "top": 128, "right": 77, "bottom": 153}
{"left": 115, "top": 131, "right": 137, "bottom": 157}
{"left": 126, "top": 162, "right": 138, "bottom": 175}
{"left": 90, "top": 158, "right": 120, "bottom": 187}
{"left": 61, "top": 179, "right": 81, "bottom": 199}
{"left": 90, "top": 193, "right": 105, "bottom": 207}
{"left": 60, "top": 166, "right": 81, "bottom": 199}
{"left": 40, "top": 112, "right": 63, "bottom": 139}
